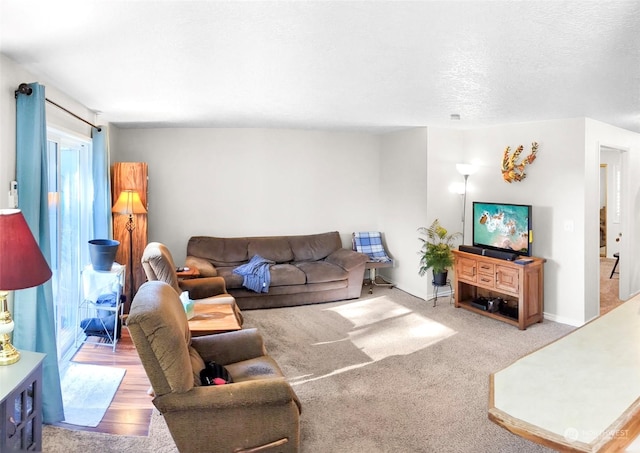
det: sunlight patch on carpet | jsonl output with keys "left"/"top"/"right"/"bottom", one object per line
{"left": 326, "top": 296, "right": 411, "bottom": 328}
{"left": 326, "top": 296, "right": 457, "bottom": 360}
{"left": 289, "top": 296, "right": 459, "bottom": 384}
{"left": 61, "top": 362, "right": 126, "bottom": 427}
{"left": 348, "top": 312, "right": 456, "bottom": 361}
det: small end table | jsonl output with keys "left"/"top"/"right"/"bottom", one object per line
{"left": 176, "top": 267, "right": 200, "bottom": 280}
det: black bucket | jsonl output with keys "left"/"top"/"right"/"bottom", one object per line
{"left": 89, "top": 239, "right": 120, "bottom": 271}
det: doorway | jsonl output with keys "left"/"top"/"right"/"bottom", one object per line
{"left": 599, "top": 146, "right": 624, "bottom": 315}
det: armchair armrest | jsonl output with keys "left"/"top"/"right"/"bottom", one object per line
{"left": 185, "top": 256, "right": 217, "bottom": 277}
{"left": 191, "top": 328, "right": 266, "bottom": 364}
{"left": 325, "top": 248, "right": 369, "bottom": 271}
{"left": 154, "top": 378, "right": 299, "bottom": 413}
{"left": 178, "top": 276, "right": 227, "bottom": 300}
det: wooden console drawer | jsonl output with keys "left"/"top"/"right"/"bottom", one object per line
{"left": 477, "top": 260, "right": 495, "bottom": 288}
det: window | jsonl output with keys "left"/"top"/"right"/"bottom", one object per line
{"left": 47, "top": 128, "right": 94, "bottom": 361}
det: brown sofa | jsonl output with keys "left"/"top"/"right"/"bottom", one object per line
{"left": 185, "top": 231, "right": 369, "bottom": 310}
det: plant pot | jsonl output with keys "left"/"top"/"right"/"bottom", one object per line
{"left": 89, "top": 239, "right": 120, "bottom": 271}
{"left": 432, "top": 270, "right": 448, "bottom": 286}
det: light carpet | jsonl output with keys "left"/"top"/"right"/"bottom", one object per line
{"left": 45, "top": 287, "right": 578, "bottom": 452}
{"left": 60, "top": 363, "right": 126, "bottom": 427}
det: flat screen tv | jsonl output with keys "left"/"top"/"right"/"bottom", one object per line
{"left": 472, "top": 202, "right": 532, "bottom": 257}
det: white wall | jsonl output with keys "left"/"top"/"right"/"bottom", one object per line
{"left": 110, "top": 127, "right": 382, "bottom": 264}
{"left": 378, "top": 128, "right": 429, "bottom": 298}
{"left": 0, "top": 54, "right": 95, "bottom": 207}
{"left": 461, "top": 119, "right": 588, "bottom": 326}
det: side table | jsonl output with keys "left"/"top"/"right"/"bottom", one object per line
{"left": 176, "top": 267, "right": 200, "bottom": 280}
{"left": 0, "top": 350, "right": 44, "bottom": 451}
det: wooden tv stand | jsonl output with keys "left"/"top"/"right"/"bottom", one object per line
{"left": 452, "top": 250, "right": 545, "bottom": 330}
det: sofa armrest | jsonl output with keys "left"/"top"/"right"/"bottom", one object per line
{"left": 325, "top": 248, "right": 369, "bottom": 271}
{"left": 191, "top": 328, "right": 266, "bottom": 364}
{"left": 178, "top": 276, "right": 227, "bottom": 300}
{"left": 154, "top": 378, "right": 300, "bottom": 413}
{"left": 185, "top": 256, "right": 218, "bottom": 277}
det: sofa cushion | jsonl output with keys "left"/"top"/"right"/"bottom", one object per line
{"left": 187, "top": 236, "right": 249, "bottom": 267}
{"left": 248, "top": 237, "right": 293, "bottom": 263}
{"left": 295, "top": 261, "right": 348, "bottom": 284}
{"left": 224, "top": 355, "right": 284, "bottom": 382}
{"left": 216, "top": 267, "right": 245, "bottom": 289}
{"left": 270, "top": 264, "right": 306, "bottom": 286}
{"left": 289, "top": 231, "right": 342, "bottom": 262}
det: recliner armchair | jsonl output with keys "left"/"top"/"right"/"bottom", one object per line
{"left": 127, "top": 281, "right": 301, "bottom": 453}
{"left": 141, "top": 241, "right": 243, "bottom": 325}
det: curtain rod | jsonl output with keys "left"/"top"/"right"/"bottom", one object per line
{"left": 15, "top": 83, "right": 102, "bottom": 132}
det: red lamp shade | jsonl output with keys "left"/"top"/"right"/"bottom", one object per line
{"left": 0, "top": 209, "right": 52, "bottom": 290}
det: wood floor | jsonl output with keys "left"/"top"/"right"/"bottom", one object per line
{"left": 53, "top": 328, "right": 154, "bottom": 436}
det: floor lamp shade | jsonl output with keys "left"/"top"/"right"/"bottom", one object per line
{"left": 0, "top": 209, "right": 52, "bottom": 365}
{"left": 112, "top": 190, "right": 147, "bottom": 216}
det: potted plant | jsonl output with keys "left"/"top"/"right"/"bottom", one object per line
{"left": 418, "top": 219, "right": 461, "bottom": 286}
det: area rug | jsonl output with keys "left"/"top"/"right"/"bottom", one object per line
{"left": 60, "top": 363, "right": 126, "bottom": 427}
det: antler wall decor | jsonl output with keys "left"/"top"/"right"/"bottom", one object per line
{"left": 501, "top": 142, "right": 539, "bottom": 183}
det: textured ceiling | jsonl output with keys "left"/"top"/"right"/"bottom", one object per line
{"left": 1, "top": 1, "right": 639, "bottom": 133}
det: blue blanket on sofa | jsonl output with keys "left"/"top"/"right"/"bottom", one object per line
{"left": 233, "top": 254, "right": 275, "bottom": 293}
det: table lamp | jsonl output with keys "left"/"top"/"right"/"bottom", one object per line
{"left": 112, "top": 190, "right": 147, "bottom": 305}
{"left": 0, "top": 209, "right": 52, "bottom": 365}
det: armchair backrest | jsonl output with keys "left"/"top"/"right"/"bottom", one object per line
{"left": 141, "top": 242, "right": 182, "bottom": 295}
{"left": 126, "top": 281, "right": 204, "bottom": 396}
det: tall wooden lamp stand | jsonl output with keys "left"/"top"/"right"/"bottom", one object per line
{"left": 112, "top": 190, "right": 147, "bottom": 307}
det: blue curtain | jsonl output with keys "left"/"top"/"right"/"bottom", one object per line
{"left": 14, "top": 82, "right": 64, "bottom": 424}
{"left": 92, "top": 127, "right": 112, "bottom": 239}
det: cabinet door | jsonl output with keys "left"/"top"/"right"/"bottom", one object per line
{"left": 495, "top": 265, "right": 519, "bottom": 294}
{"left": 456, "top": 257, "right": 477, "bottom": 283}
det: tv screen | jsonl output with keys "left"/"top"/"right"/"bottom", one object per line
{"left": 472, "top": 202, "right": 532, "bottom": 256}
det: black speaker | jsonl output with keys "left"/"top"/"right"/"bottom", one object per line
{"left": 482, "top": 249, "right": 518, "bottom": 261}
{"left": 459, "top": 245, "right": 483, "bottom": 255}
{"left": 458, "top": 245, "right": 517, "bottom": 261}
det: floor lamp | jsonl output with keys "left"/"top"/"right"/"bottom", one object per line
{"left": 112, "top": 190, "right": 147, "bottom": 307}
{"left": 455, "top": 163, "right": 477, "bottom": 245}
{"left": 0, "top": 209, "right": 52, "bottom": 365}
